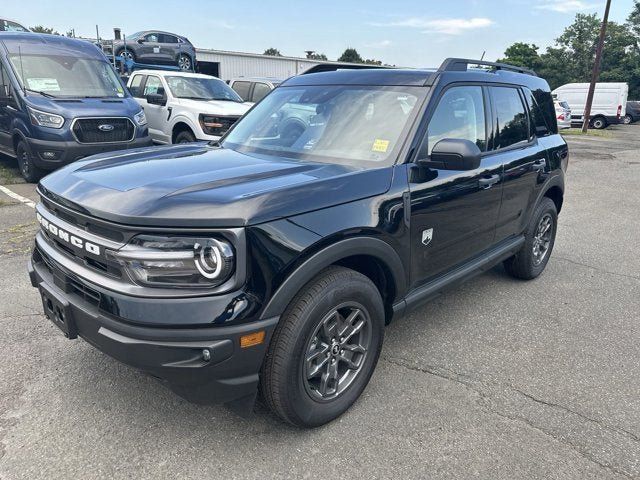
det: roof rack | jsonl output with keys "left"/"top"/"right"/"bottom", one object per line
{"left": 439, "top": 58, "right": 537, "bottom": 77}
{"left": 302, "top": 63, "right": 388, "bottom": 75}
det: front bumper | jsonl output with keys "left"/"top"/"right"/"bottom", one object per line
{"left": 28, "top": 248, "right": 278, "bottom": 407}
{"left": 26, "top": 135, "right": 154, "bottom": 170}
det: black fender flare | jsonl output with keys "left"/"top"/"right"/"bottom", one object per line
{"left": 260, "top": 237, "right": 406, "bottom": 320}
{"left": 536, "top": 173, "right": 564, "bottom": 211}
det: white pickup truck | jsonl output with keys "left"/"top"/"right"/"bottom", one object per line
{"left": 126, "top": 70, "right": 251, "bottom": 144}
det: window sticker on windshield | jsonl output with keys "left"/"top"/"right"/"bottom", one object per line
{"left": 372, "top": 139, "right": 390, "bottom": 153}
{"left": 26, "top": 78, "right": 60, "bottom": 92}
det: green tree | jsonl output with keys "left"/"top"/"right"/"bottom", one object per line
{"left": 497, "top": 43, "right": 542, "bottom": 69}
{"left": 337, "top": 48, "right": 363, "bottom": 63}
{"left": 263, "top": 48, "right": 282, "bottom": 56}
{"left": 307, "top": 52, "right": 328, "bottom": 61}
{"left": 364, "top": 58, "right": 383, "bottom": 65}
{"left": 30, "top": 25, "right": 60, "bottom": 35}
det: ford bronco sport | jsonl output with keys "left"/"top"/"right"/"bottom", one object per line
{"left": 28, "top": 59, "right": 568, "bottom": 427}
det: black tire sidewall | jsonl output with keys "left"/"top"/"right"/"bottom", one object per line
{"left": 281, "top": 272, "right": 384, "bottom": 427}
{"left": 16, "top": 141, "right": 40, "bottom": 183}
{"left": 624, "top": 115, "right": 632, "bottom": 124}
{"left": 592, "top": 117, "right": 606, "bottom": 129}
{"left": 174, "top": 130, "right": 195, "bottom": 144}
{"left": 523, "top": 198, "right": 558, "bottom": 277}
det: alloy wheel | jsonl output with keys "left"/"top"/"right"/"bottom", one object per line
{"left": 303, "top": 302, "right": 372, "bottom": 401}
{"left": 532, "top": 213, "right": 553, "bottom": 266}
{"left": 178, "top": 55, "right": 191, "bottom": 70}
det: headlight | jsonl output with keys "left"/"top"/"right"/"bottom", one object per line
{"left": 133, "top": 110, "right": 147, "bottom": 126}
{"left": 107, "top": 235, "right": 234, "bottom": 288}
{"left": 27, "top": 106, "right": 64, "bottom": 129}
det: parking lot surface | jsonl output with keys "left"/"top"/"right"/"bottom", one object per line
{"left": 0, "top": 126, "right": 639, "bottom": 479}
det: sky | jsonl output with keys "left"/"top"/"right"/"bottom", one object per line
{"left": 3, "top": 0, "right": 636, "bottom": 67}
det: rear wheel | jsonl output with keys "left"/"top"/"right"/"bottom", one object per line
{"left": 591, "top": 116, "right": 607, "bottom": 129}
{"left": 623, "top": 114, "right": 633, "bottom": 125}
{"left": 260, "top": 266, "right": 384, "bottom": 427}
{"left": 117, "top": 49, "right": 136, "bottom": 63}
{"left": 174, "top": 129, "right": 196, "bottom": 144}
{"left": 16, "top": 141, "right": 46, "bottom": 183}
{"left": 504, "top": 197, "right": 558, "bottom": 280}
{"left": 178, "top": 54, "right": 192, "bottom": 71}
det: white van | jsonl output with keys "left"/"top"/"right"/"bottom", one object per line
{"left": 552, "top": 82, "right": 628, "bottom": 129}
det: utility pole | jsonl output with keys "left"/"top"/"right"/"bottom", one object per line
{"left": 582, "top": 0, "right": 612, "bottom": 133}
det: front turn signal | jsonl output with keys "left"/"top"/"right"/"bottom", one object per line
{"left": 240, "top": 331, "right": 266, "bottom": 348}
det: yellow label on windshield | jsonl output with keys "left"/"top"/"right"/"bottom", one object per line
{"left": 372, "top": 139, "right": 390, "bottom": 153}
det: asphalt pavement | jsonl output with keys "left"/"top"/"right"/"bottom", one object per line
{"left": 0, "top": 126, "right": 638, "bottom": 479}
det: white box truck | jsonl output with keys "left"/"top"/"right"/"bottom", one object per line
{"left": 552, "top": 82, "right": 628, "bottom": 129}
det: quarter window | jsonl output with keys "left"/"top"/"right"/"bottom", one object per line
{"left": 490, "top": 87, "right": 529, "bottom": 149}
{"left": 128, "top": 75, "right": 145, "bottom": 98}
{"left": 427, "top": 86, "right": 487, "bottom": 155}
{"left": 524, "top": 88, "right": 550, "bottom": 138}
{"left": 252, "top": 83, "right": 271, "bottom": 103}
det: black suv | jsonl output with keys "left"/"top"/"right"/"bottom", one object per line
{"left": 28, "top": 59, "right": 568, "bottom": 427}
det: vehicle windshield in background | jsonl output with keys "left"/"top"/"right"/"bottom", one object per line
{"left": 8, "top": 54, "right": 125, "bottom": 98}
{"left": 166, "top": 76, "right": 243, "bottom": 102}
{"left": 1, "top": 20, "right": 29, "bottom": 32}
{"left": 222, "top": 85, "right": 422, "bottom": 167}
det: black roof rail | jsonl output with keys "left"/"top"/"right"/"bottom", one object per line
{"left": 302, "top": 63, "right": 388, "bottom": 75}
{"left": 439, "top": 58, "right": 537, "bottom": 77}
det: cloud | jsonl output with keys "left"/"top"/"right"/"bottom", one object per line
{"left": 364, "top": 39, "right": 393, "bottom": 48}
{"left": 370, "top": 17, "right": 494, "bottom": 35}
{"left": 208, "top": 20, "right": 235, "bottom": 29}
{"left": 535, "top": 1, "right": 598, "bottom": 13}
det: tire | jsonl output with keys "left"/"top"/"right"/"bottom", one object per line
{"left": 623, "top": 114, "right": 633, "bottom": 125}
{"left": 260, "top": 266, "right": 385, "bottom": 428}
{"left": 178, "top": 54, "right": 192, "bottom": 71}
{"left": 174, "top": 130, "right": 196, "bottom": 144}
{"left": 591, "top": 117, "right": 607, "bottom": 129}
{"left": 504, "top": 197, "right": 558, "bottom": 280}
{"left": 117, "top": 49, "right": 136, "bottom": 63}
{"left": 16, "top": 141, "right": 46, "bottom": 183}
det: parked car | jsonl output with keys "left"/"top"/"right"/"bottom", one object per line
{"left": 0, "top": 18, "right": 29, "bottom": 32}
{"left": 229, "top": 77, "right": 282, "bottom": 104}
{"left": 623, "top": 100, "right": 640, "bottom": 124}
{"left": 127, "top": 70, "right": 251, "bottom": 144}
{"left": 553, "top": 82, "right": 628, "bottom": 129}
{"left": 28, "top": 58, "right": 567, "bottom": 427}
{"left": 113, "top": 31, "right": 196, "bottom": 71}
{"left": 0, "top": 32, "right": 152, "bottom": 182}
{"left": 554, "top": 99, "right": 571, "bottom": 130}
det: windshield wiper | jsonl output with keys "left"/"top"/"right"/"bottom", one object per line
{"left": 24, "top": 88, "right": 58, "bottom": 98}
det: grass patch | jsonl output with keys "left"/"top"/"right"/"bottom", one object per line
{"left": 561, "top": 128, "right": 613, "bottom": 138}
{"left": 0, "top": 161, "right": 23, "bottom": 185}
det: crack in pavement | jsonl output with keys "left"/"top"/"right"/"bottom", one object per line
{"left": 382, "top": 356, "right": 638, "bottom": 479}
{"left": 554, "top": 256, "right": 640, "bottom": 282}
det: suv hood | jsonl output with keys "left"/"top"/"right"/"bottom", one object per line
{"left": 38, "top": 145, "right": 393, "bottom": 227}
{"left": 26, "top": 96, "right": 141, "bottom": 118}
{"left": 176, "top": 98, "right": 251, "bottom": 116}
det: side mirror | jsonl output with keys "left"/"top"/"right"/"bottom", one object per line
{"left": 146, "top": 93, "right": 166, "bottom": 106}
{"left": 417, "top": 138, "right": 481, "bottom": 171}
{"left": 137, "top": 38, "right": 145, "bottom": 44}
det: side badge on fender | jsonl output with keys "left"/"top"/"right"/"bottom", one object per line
{"left": 422, "top": 228, "right": 433, "bottom": 246}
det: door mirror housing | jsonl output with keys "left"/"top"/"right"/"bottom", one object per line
{"left": 146, "top": 93, "right": 166, "bottom": 106}
{"left": 417, "top": 138, "right": 482, "bottom": 171}
{"left": 137, "top": 38, "right": 145, "bottom": 44}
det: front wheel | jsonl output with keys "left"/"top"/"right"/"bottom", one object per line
{"left": 260, "top": 266, "right": 384, "bottom": 427}
{"left": 504, "top": 197, "right": 558, "bottom": 280}
{"left": 174, "top": 130, "right": 196, "bottom": 144}
{"left": 16, "top": 141, "right": 46, "bottom": 183}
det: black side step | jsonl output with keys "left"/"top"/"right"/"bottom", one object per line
{"left": 399, "top": 235, "right": 525, "bottom": 316}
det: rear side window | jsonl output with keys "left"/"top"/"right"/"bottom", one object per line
{"left": 426, "top": 85, "right": 487, "bottom": 155}
{"left": 490, "top": 87, "right": 529, "bottom": 149}
{"left": 159, "top": 34, "right": 178, "bottom": 44}
{"left": 525, "top": 88, "right": 552, "bottom": 138}
{"left": 251, "top": 83, "right": 271, "bottom": 103}
{"left": 129, "top": 75, "right": 145, "bottom": 98}
{"left": 232, "top": 81, "right": 251, "bottom": 101}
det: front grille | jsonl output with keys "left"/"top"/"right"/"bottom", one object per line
{"left": 202, "top": 115, "right": 240, "bottom": 136}
{"left": 72, "top": 117, "right": 135, "bottom": 144}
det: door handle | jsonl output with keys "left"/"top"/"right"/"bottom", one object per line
{"left": 532, "top": 159, "right": 546, "bottom": 171}
{"left": 479, "top": 174, "right": 500, "bottom": 189}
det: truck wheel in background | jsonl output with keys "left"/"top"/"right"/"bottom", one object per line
{"left": 623, "top": 114, "right": 633, "bottom": 125}
{"left": 260, "top": 266, "right": 384, "bottom": 428}
{"left": 504, "top": 197, "right": 558, "bottom": 280}
{"left": 117, "top": 49, "right": 136, "bottom": 63}
{"left": 591, "top": 116, "right": 607, "bottom": 129}
{"left": 174, "top": 130, "right": 196, "bottom": 144}
{"left": 178, "top": 54, "right": 192, "bottom": 71}
{"left": 16, "top": 141, "right": 46, "bottom": 183}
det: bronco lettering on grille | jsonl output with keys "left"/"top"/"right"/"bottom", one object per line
{"left": 36, "top": 213, "right": 101, "bottom": 256}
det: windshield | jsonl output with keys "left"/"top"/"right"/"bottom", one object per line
{"left": 9, "top": 54, "right": 125, "bottom": 98}
{"left": 166, "top": 76, "right": 242, "bottom": 102}
{"left": 1, "top": 20, "right": 29, "bottom": 32}
{"left": 222, "top": 85, "right": 423, "bottom": 167}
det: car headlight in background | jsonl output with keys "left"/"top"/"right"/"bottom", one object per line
{"left": 133, "top": 110, "right": 147, "bottom": 126}
{"left": 27, "top": 106, "right": 64, "bottom": 129}
{"left": 107, "top": 235, "right": 235, "bottom": 288}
